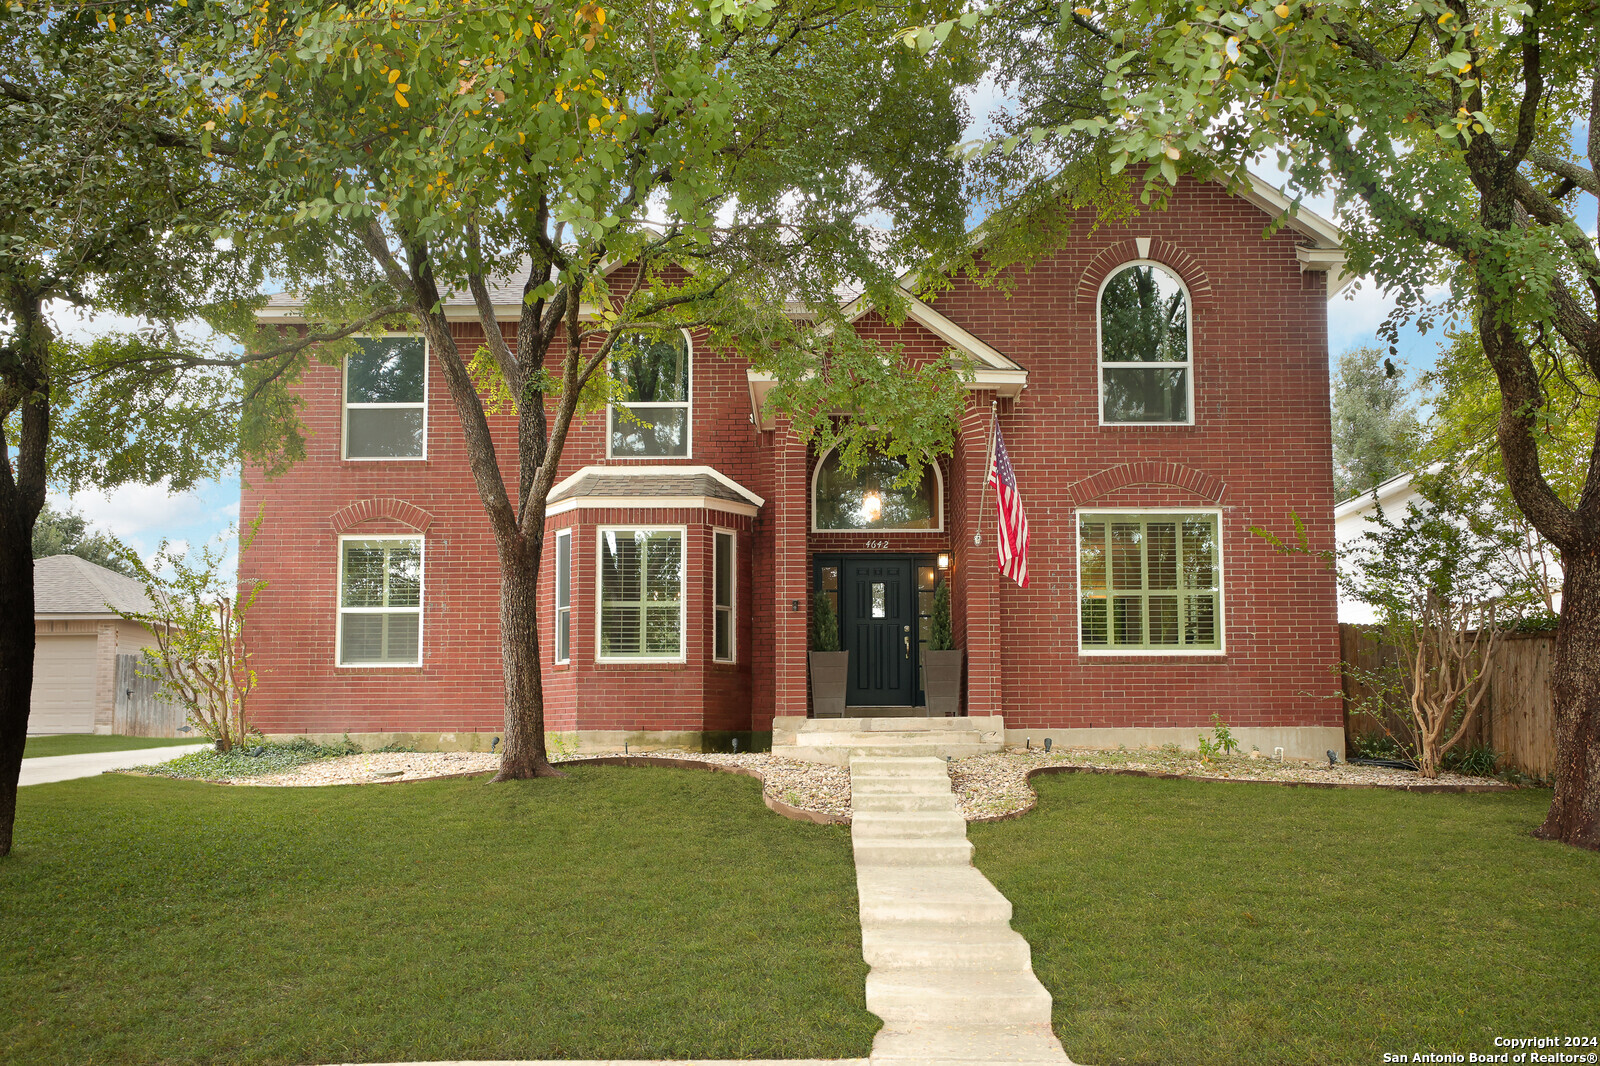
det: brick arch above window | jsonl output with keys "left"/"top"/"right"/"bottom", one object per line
{"left": 1076, "top": 239, "right": 1214, "bottom": 306}
{"left": 1067, "top": 461, "right": 1226, "bottom": 505}
{"left": 329, "top": 497, "right": 435, "bottom": 534}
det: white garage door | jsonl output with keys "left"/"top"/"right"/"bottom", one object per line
{"left": 29, "top": 636, "right": 98, "bottom": 734}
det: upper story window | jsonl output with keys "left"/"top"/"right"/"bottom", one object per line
{"left": 609, "top": 330, "right": 691, "bottom": 458}
{"left": 345, "top": 337, "right": 427, "bottom": 459}
{"left": 813, "top": 448, "right": 941, "bottom": 532}
{"left": 1098, "top": 263, "right": 1192, "bottom": 425}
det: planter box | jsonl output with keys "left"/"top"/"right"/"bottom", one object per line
{"left": 809, "top": 651, "right": 849, "bottom": 718}
{"left": 923, "top": 649, "right": 964, "bottom": 717}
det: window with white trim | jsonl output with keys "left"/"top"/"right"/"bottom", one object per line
{"left": 598, "top": 528, "right": 684, "bottom": 660}
{"left": 1078, "top": 512, "right": 1221, "bottom": 652}
{"left": 338, "top": 537, "right": 423, "bottom": 665}
{"left": 1099, "top": 263, "right": 1192, "bottom": 424}
{"left": 713, "top": 530, "right": 734, "bottom": 662}
{"left": 554, "top": 529, "right": 572, "bottom": 664}
{"left": 609, "top": 331, "right": 691, "bottom": 458}
{"left": 345, "top": 337, "right": 427, "bottom": 458}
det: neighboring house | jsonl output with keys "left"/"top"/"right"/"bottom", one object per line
{"left": 30, "top": 555, "right": 158, "bottom": 735}
{"left": 1333, "top": 467, "right": 1564, "bottom": 623}
{"left": 243, "top": 174, "right": 1350, "bottom": 758}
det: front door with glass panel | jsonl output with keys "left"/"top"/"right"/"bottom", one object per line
{"left": 841, "top": 556, "right": 916, "bottom": 707}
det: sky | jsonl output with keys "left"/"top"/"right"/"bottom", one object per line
{"left": 43, "top": 83, "right": 1597, "bottom": 569}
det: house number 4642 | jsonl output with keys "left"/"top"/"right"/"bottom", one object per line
{"left": 864, "top": 539, "right": 890, "bottom": 549}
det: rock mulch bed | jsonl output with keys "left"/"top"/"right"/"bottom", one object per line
{"left": 203, "top": 745, "right": 1510, "bottom": 824}
{"left": 227, "top": 748, "right": 853, "bottom": 819}
{"left": 949, "top": 747, "right": 1511, "bottom": 821}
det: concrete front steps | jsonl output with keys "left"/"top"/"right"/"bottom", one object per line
{"left": 772, "top": 716, "right": 1005, "bottom": 766}
{"left": 848, "top": 756, "right": 1076, "bottom": 1066}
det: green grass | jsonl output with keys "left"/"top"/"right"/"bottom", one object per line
{"left": 22, "top": 734, "right": 204, "bottom": 759}
{"left": 972, "top": 774, "right": 1600, "bottom": 1066}
{"left": 0, "top": 767, "right": 877, "bottom": 1064}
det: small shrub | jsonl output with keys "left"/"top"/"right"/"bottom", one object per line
{"left": 1442, "top": 743, "right": 1501, "bottom": 778}
{"left": 929, "top": 582, "right": 953, "bottom": 651}
{"left": 810, "top": 590, "right": 840, "bottom": 652}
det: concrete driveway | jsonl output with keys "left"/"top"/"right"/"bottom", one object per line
{"left": 20, "top": 744, "right": 212, "bottom": 786}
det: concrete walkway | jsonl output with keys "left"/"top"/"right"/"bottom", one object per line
{"left": 850, "top": 756, "right": 1075, "bottom": 1066}
{"left": 19, "top": 743, "right": 211, "bottom": 786}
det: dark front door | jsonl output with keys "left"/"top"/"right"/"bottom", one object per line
{"left": 842, "top": 556, "right": 916, "bottom": 707}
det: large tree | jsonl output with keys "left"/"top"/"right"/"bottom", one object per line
{"left": 1333, "top": 346, "right": 1423, "bottom": 500}
{"left": 218, "top": 0, "right": 979, "bottom": 779}
{"left": 0, "top": 2, "right": 400, "bottom": 856}
{"left": 921, "top": 0, "right": 1599, "bottom": 845}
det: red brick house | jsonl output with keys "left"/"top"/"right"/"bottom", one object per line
{"left": 243, "top": 175, "right": 1349, "bottom": 758}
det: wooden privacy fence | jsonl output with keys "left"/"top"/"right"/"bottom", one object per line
{"left": 1340, "top": 624, "right": 1557, "bottom": 780}
{"left": 112, "top": 653, "right": 189, "bottom": 737}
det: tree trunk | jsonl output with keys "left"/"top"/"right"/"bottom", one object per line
{"left": 492, "top": 528, "right": 562, "bottom": 780}
{"left": 0, "top": 293, "right": 51, "bottom": 857}
{"left": 1536, "top": 545, "right": 1600, "bottom": 849}
{"left": 0, "top": 509, "right": 36, "bottom": 857}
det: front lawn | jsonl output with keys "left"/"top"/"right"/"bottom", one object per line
{"left": 22, "top": 734, "right": 203, "bottom": 759}
{"left": 972, "top": 774, "right": 1599, "bottom": 1066}
{"left": 0, "top": 766, "right": 876, "bottom": 1064}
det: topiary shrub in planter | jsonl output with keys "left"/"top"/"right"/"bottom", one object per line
{"left": 808, "top": 590, "right": 848, "bottom": 718}
{"left": 923, "top": 581, "right": 963, "bottom": 717}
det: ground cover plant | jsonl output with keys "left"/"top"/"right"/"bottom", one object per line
{"left": 973, "top": 774, "right": 1598, "bottom": 1066}
{"left": 22, "top": 735, "right": 205, "bottom": 759}
{"left": 130, "top": 737, "right": 393, "bottom": 780}
{"left": 0, "top": 766, "right": 876, "bottom": 1064}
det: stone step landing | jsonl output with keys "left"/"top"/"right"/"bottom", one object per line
{"left": 771, "top": 716, "right": 1005, "bottom": 766}
{"left": 848, "top": 755, "right": 1076, "bottom": 1065}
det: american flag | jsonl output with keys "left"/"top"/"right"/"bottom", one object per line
{"left": 988, "top": 424, "right": 1030, "bottom": 588}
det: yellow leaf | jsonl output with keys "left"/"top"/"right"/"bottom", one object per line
{"left": 145, "top": 9, "right": 152, "bottom": 21}
{"left": 1459, "top": 63, "right": 1471, "bottom": 73}
{"left": 1074, "top": 5, "right": 1090, "bottom": 15}
{"left": 397, "top": 83, "right": 409, "bottom": 93}
{"left": 518, "top": 131, "right": 526, "bottom": 144}
{"left": 1437, "top": 11, "right": 1453, "bottom": 22}
{"left": 389, "top": 69, "right": 401, "bottom": 84}
{"left": 395, "top": 90, "right": 409, "bottom": 107}
{"left": 1274, "top": 3, "right": 1288, "bottom": 16}
{"left": 596, "top": 7, "right": 605, "bottom": 24}
{"left": 106, "top": 14, "right": 116, "bottom": 30}
{"left": 588, "top": 114, "right": 600, "bottom": 130}
{"left": 533, "top": 22, "right": 544, "bottom": 37}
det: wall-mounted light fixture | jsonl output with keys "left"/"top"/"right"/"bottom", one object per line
{"left": 936, "top": 553, "right": 950, "bottom": 570}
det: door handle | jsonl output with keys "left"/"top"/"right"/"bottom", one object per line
{"left": 903, "top": 625, "right": 911, "bottom": 657}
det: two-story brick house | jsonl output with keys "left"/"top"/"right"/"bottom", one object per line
{"left": 242, "top": 174, "right": 1349, "bottom": 758}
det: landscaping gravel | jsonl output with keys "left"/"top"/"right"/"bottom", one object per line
{"left": 155, "top": 743, "right": 1504, "bottom": 824}
{"left": 950, "top": 747, "right": 1502, "bottom": 821}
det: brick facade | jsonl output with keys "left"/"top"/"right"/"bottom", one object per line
{"left": 242, "top": 177, "right": 1343, "bottom": 751}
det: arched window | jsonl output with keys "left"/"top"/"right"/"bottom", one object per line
{"left": 609, "top": 330, "right": 691, "bottom": 457}
{"left": 1098, "top": 262, "right": 1192, "bottom": 424}
{"left": 812, "top": 448, "right": 941, "bottom": 531}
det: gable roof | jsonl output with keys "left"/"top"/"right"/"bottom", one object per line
{"left": 33, "top": 555, "right": 153, "bottom": 618}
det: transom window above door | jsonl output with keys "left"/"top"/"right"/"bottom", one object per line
{"left": 1098, "top": 263, "right": 1192, "bottom": 425}
{"left": 812, "top": 448, "right": 941, "bottom": 531}
{"left": 609, "top": 330, "right": 690, "bottom": 458}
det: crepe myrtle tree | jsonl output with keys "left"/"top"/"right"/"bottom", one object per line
{"left": 909, "top": 0, "right": 1600, "bottom": 847}
{"left": 0, "top": 1, "right": 409, "bottom": 857}
{"left": 215, "top": 0, "right": 979, "bottom": 779}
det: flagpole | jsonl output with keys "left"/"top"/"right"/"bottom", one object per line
{"left": 974, "top": 400, "right": 998, "bottom": 546}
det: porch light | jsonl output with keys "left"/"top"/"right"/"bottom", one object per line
{"left": 937, "top": 553, "right": 950, "bottom": 570}
{"left": 861, "top": 490, "right": 883, "bottom": 522}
